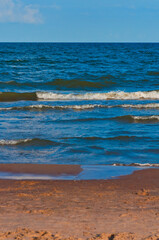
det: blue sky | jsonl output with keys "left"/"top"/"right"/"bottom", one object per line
{"left": 0, "top": 0, "right": 159, "bottom": 42}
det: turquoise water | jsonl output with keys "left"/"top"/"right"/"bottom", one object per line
{"left": 0, "top": 43, "right": 159, "bottom": 166}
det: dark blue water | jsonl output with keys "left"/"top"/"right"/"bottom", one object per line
{"left": 0, "top": 43, "right": 159, "bottom": 165}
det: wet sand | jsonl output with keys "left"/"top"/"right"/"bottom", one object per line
{"left": 0, "top": 163, "right": 82, "bottom": 176}
{"left": 0, "top": 165, "right": 159, "bottom": 239}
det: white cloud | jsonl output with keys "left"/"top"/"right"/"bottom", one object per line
{"left": 0, "top": 0, "right": 42, "bottom": 23}
{"left": 50, "top": 4, "right": 61, "bottom": 10}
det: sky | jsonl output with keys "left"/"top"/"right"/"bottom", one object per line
{"left": 0, "top": 0, "right": 159, "bottom": 42}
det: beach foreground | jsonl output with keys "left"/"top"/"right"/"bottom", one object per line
{"left": 0, "top": 166, "right": 159, "bottom": 239}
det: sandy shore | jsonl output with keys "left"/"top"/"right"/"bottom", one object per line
{"left": 0, "top": 163, "right": 82, "bottom": 176}
{"left": 0, "top": 165, "right": 158, "bottom": 239}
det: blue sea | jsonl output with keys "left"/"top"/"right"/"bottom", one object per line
{"left": 0, "top": 43, "right": 159, "bottom": 168}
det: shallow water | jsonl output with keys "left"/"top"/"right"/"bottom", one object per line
{"left": 0, "top": 43, "right": 159, "bottom": 165}
{"left": 0, "top": 165, "right": 143, "bottom": 180}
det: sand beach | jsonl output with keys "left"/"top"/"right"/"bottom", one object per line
{"left": 0, "top": 164, "right": 158, "bottom": 240}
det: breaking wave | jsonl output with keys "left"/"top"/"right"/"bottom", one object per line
{"left": 1, "top": 90, "right": 159, "bottom": 102}
{"left": 0, "top": 104, "right": 106, "bottom": 111}
{"left": 115, "top": 115, "right": 159, "bottom": 123}
{"left": 1, "top": 102, "right": 159, "bottom": 111}
{"left": 37, "top": 90, "right": 159, "bottom": 101}
{"left": 0, "top": 138, "right": 64, "bottom": 146}
{"left": 120, "top": 103, "right": 159, "bottom": 109}
{"left": 113, "top": 163, "right": 159, "bottom": 167}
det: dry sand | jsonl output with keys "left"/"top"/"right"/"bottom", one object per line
{"left": 0, "top": 165, "right": 158, "bottom": 239}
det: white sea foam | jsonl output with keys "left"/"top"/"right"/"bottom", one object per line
{"left": 0, "top": 104, "right": 103, "bottom": 111}
{"left": 133, "top": 115, "right": 159, "bottom": 120}
{"left": 28, "top": 104, "right": 102, "bottom": 110}
{"left": 113, "top": 163, "right": 159, "bottom": 167}
{"left": 121, "top": 103, "right": 159, "bottom": 108}
{"left": 0, "top": 107, "right": 13, "bottom": 110}
{"left": 0, "top": 139, "right": 31, "bottom": 145}
{"left": 115, "top": 115, "right": 159, "bottom": 122}
{"left": 36, "top": 90, "right": 159, "bottom": 100}
{"left": 1, "top": 102, "right": 159, "bottom": 112}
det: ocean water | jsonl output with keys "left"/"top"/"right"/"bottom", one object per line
{"left": 0, "top": 43, "right": 159, "bottom": 166}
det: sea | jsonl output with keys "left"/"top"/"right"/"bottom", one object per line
{"left": 0, "top": 43, "right": 159, "bottom": 178}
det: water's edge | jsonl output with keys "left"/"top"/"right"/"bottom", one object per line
{"left": 0, "top": 164, "right": 153, "bottom": 180}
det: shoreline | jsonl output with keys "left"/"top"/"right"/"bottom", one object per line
{"left": 0, "top": 163, "right": 82, "bottom": 176}
{"left": 0, "top": 167, "right": 158, "bottom": 239}
{"left": 0, "top": 163, "right": 152, "bottom": 180}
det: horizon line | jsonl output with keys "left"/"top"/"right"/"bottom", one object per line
{"left": 0, "top": 41, "right": 159, "bottom": 44}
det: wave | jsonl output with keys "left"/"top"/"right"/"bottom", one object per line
{"left": 0, "top": 136, "right": 145, "bottom": 148}
{"left": 56, "top": 118, "right": 109, "bottom": 123}
{"left": 62, "top": 136, "right": 145, "bottom": 141}
{"left": 0, "top": 78, "right": 116, "bottom": 90}
{"left": 147, "top": 71, "right": 159, "bottom": 76}
{"left": 46, "top": 78, "right": 116, "bottom": 89}
{"left": 0, "top": 138, "right": 63, "bottom": 146}
{"left": 59, "top": 115, "right": 159, "bottom": 124}
{"left": 1, "top": 90, "right": 159, "bottom": 102}
{"left": 113, "top": 163, "right": 159, "bottom": 167}
{"left": 62, "top": 136, "right": 106, "bottom": 141}
{"left": 1, "top": 102, "right": 159, "bottom": 111}
{"left": 0, "top": 92, "right": 37, "bottom": 102}
{"left": 5, "top": 59, "right": 29, "bottom": 64}
{"left": 0, "top": 104, "right": 106, "bottom": 111}
{"left": 37, "top": 90, "right": 159, "bottom": 101}
{"left": 0, "top": 80, "right": 33, "bottom": 87}
{"left": 115, "top": 115, "right": 159, "bottom": 123}
{"left": 107, "top": 135, "right": 144, "bottom": 141}
{"left": 120, "top": 103, "right": 159, "bottom": 109}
